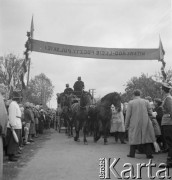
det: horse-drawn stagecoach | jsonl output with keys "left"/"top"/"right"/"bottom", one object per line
{"left": 56, "top": 90, "right": 121, "bottom": 144}
{"left": 56, "top": 91, "right": 81, "bottom": 133}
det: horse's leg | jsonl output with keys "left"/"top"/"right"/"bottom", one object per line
{"left": 102, "top": 121, "right": 107, "bottom": 145}
{"left": 70, "top": 118, "right": 73, "bottom": 137}
{"left": 94, "top": 119, "right": 101, "bottom": 142}
{"left": 67, "top": 119, "right": 71, "bottom": 137}
{"left": 83, "top": 120, "right": 88, "bottom": 145}
{"left": 104, "top": 130, "right": 108, "bottom": 145}
{"left": 74, "top": 119, "right": 80, "bottom": 142}
{"left": 63, "top": 116, "right": 67, "bottom": 135}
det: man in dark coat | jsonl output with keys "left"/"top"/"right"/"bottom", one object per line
{"left": 161, "top": 82, "right": 172, "bottom": 168}
{"left": 64, "top": 84, "right": 73, "bottom": 95}
{"left": 154, "top": 98, "right": 167, "bottom": 152}
{"left": 73, "top": 77, "right": 85, "bottom": 98}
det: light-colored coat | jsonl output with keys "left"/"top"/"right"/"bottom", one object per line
{"left": 125, "top": 97, "right": 156, "bottom": 145}
{"left": 8, "top": 101, "right": 22, "bottom": 129}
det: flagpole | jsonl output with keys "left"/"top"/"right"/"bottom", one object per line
{"left": 24, "top": 32, "right": 31, "bottom": 87}
{"left": 25, "top": 16, "right": 34, "bottom": 87}
{"left": 159, "top": 36, "right": 166, "bottom": 82}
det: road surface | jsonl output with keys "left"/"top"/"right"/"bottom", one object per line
{"left": 9, "top": 129, "right": 171, "bottom": 180}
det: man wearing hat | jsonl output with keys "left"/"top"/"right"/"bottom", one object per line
{"left": 161, "top": 82, "right": 172, "bottom": 168}
{"left": 73, "top": 76, "right": 85, "bottom": 98}
{"left": 0, "top": 84, "right": 8, "bottom": 179}
{"left": 64, "top": 84, "right": 73, "bottom": 95}
{"left": 6, "top": 91, "right": 22, "bottom": 161}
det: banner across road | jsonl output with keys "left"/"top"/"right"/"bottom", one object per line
{"left": 30, "top": 39, "right": 163, "bottom": 61}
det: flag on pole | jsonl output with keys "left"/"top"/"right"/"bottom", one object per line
{"left": 30, "top": 15, "right": 34, "bottom": 39}
{"left": 159, "top": 36, "right": 165, "bottom": 61}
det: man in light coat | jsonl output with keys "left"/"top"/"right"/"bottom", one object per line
{"left": 0, "top": 86, "right": 8, "bottom": 179}
{"left": 125, "top": 89, "right": 156, "bottom": 159}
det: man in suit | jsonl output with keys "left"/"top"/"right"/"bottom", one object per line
{"left": 125, "top": 89, "right": 156, "bottom": 159}
{"left": 0, "top": 85, "right": 8, "bottom": 179}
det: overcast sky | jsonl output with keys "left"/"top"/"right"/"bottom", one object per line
{"left": 0, "top": 0, "right": 172, "bottom": 108}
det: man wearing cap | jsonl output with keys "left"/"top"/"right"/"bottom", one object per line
{"left": 73, "top": 76, "right": 85, "bottom": 98}
{"left": 161, "top": 82, "right": 172, "bottom": 168}
{"left": 0, "top": 85, "right": 8, "bottom": 179}
{"left": 6, "top": 91, "right": 22, "bottom": 161}
{"left": 64, "top": 84, "right": 73, "bottom": 95}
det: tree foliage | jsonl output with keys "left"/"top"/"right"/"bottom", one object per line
{"left": 0, "top": 53, "right": 23, "bottom": 87}
{"left": 153, "top": 68, "right": 172, "bottom": 84}
{"left": 121, "top": 73, "right": 162, "bottom": 102}
{"left": 24, "top": 73, "right": 54, "bottom": 106}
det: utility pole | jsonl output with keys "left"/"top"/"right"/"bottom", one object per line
{"left": 89, "top": 89, "right": 96, "bottom": 104}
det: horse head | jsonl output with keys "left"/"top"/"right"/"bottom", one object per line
{"left": 80, "top": 91, "right": 92, "bottom": 108}
{"left": 101, "top": 92, "right": 121, "bottom": 111}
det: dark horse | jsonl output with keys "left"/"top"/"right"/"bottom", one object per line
{"left": 57, "top": 93, "right": 71, "bottom": 134}
{"left": 71, "top": 91, "right": 92, "bottom": 144}
{"left": 62, "top": 105, "right": 73, "bottom": 137}
{"left": 95, "top": 92, "right": 121, "bottom": 145}
{"left": 58, "top": 93, "right": 78, "bottom": 136}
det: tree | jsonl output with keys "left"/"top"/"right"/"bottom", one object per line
{"left": 121, "top": 73, "right": 162, "bottom": 102}
{"left": 0, "top": 54, "right": 25, "bottom": 98}
{"left": 24, "top": 73, "right": 54, "bottom": 106}
{"left": 0, "top": 54, "right": 23, "bottom": 87}
{"left": 153, "top": 68, "right": 172, "bottom": 84}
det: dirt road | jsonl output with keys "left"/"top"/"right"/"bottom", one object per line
{"left": 7, "top": 129, "right": 171, "bottom": 180}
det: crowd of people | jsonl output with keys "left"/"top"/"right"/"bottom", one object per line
{"left": 0, "top": 88, "right": 56, "bottom": 178}
{"left": 1, "top": 80, "right": 172, "bottom": 178}
{"left": 110, "top": 82, "right": 172, "bottom": 168}
{"left": 62, "top": 78, "right": 172, "bottom": 168}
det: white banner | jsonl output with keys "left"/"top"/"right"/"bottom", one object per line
{"left": 30, "top": 39, "right": 162, "bottom": 60}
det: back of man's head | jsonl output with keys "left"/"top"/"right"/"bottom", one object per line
{"left": 133, "top": 89, "right": 141, "bottom": 96}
